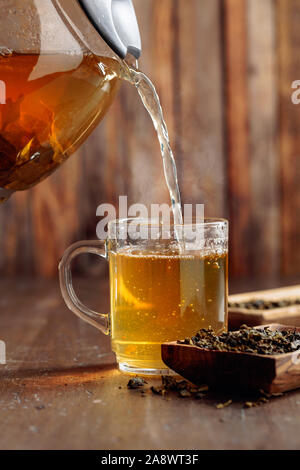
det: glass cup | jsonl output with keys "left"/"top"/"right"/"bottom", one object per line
{"left": 59, "top": 218, "right": 228, "bottom": 375}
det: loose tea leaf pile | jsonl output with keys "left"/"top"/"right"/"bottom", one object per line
{"left": 128, "top": 376, "right": 209, "bottom": 399}
{"left": 126, "top": 376, "right": 284, "bottom": 409}
{"left": 229, "top": 298, "right": 300, "bottom": 310}
{"left": 244, "top": 389, "right": 283, "bottom": 408}
{"left": 127, "top": 377, "right": 147, "bottom": 389}
{"left": 178, "top": 325, "right": 300, "bottom": 355}
{"left": 150, "top": 376, "right": 209, "bottom": 399}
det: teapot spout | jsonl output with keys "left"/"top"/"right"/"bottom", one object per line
{"left": 78, "top": 0, "right": 142, "bottom": 60}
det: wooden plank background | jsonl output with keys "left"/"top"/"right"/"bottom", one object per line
{"left": 0, "top": 0, "right": 300, "bottom": 281}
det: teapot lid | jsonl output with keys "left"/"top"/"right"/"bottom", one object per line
{"left": 78, "top": 0, "right": 141, "bottom": 59}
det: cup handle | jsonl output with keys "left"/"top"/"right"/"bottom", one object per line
{"left": 59, "top": 240, "right": 109, "bottom": 335}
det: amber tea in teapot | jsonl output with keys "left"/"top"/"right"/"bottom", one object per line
{"left": 0, "top": 52, "right": 121, "bottom": 192}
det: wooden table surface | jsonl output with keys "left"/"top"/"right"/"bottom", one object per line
{"left": 0, "top": 276, "right": 300, "bottom": 450}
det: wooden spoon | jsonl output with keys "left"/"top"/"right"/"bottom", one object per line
{"left": 161, "top": 324, "right": 300, "bottom": 393}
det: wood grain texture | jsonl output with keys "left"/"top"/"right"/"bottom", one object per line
{"left": 32, "top": 155, "right": 81, "bottom": 277}
{"left": 278, "top": 0, "right": 300, "bottom": 276}
{"left": 223, "top": 0, "right": 251, "bottom": 277}
{"left": 177, "top": 0, "right": 226, "bottom": 215}
{"left": 0, "top": 190, "right": 33, "bottom": 276}
{"left": 0, "top": 278, "right": 300, "bottom": 450}
{"left": 247, "top": 0, "right": 280, "bottom": 276}
{"left": 0, "top": 0, "right": 299, "bottom": 281}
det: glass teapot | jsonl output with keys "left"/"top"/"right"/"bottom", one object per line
{"left": 0, "top": 0, "right": 141, "bottom": 201}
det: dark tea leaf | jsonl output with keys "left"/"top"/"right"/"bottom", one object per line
{"left": 216, "top": 399, "right": 232, "bottom": 409}
{"left": 127, "top": 377, "right": 147, "bottom": 389}
{"left": 178, "top": 325, "right": 300, "bottom": 355}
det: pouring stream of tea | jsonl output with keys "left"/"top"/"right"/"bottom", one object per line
{"left": 121, "top": 64, "right": 183, "bottom": 227}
